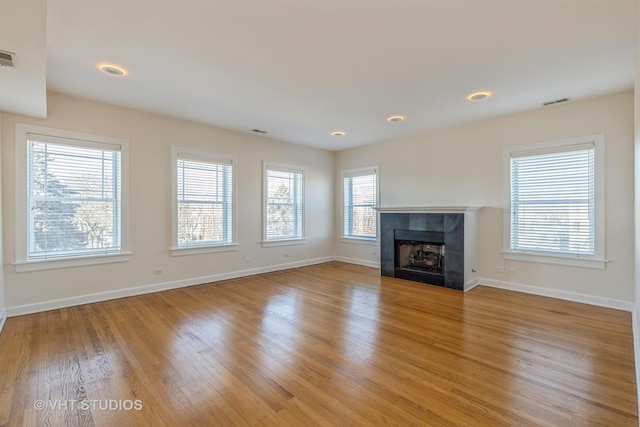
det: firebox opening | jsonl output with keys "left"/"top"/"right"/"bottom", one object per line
{"left": 397, "top": 242, "right": 444, "bottom": 275}
{"left": 393, "top": 229, "right": 446, "bottom": 286}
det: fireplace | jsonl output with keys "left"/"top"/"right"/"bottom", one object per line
{"left": 378, "top": 207, "right": 480, "bottom": 291}
{"left": 394, "top": 230, "right": 445, "bottom": 286}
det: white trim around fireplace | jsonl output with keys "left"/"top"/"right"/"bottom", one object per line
{"left": 376, "top": 206, "right": 482, "bottom": 214}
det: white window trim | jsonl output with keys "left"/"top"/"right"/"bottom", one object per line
{"left": 503, "top": 134, "right": 606, "bottom": 269}
{"left": 261, "top": 238, "right": 307, "bottom": 248}
{"left": 262, "top": 161, "right": 305, "bottom": 247}
{"left": 171, "top": 244, "right": 238, "bottom": 257}
{"left": 170, "top": 147, "right": 237, "bottom": 256}
{"left": 341, "top": 166, "right": 380, "bottom": 243}
{"left": 341, "top": 237, "right": 380, "bottom": 246}
{"left": 14, "top": 123, "right": 130, "bottom": 272}
{"left": 14, "top": 253, "right": 132, "bottom": 273}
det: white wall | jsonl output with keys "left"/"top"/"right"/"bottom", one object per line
{"left": 1, "top": 92, "right": 334, "bottom": 310}
{"left": 336, "top": 91, "right": 635, "bottom": 304}
{"left": 1, "top": 90, "right": 634, "bottom": 312}
{"left": 0, "top": 111, "right": 5, "bottom": 330}
{"left": 633, "top": 0, "right": 640, "bottom": 408}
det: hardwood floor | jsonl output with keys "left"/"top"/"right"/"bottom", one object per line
{"left": 0, "top": 261, "right": 636, "bottom": 426}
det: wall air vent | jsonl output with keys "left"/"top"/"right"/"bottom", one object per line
{"left": 0, "top": 50, "right": 17, "bottom": 67}
{"left": 542, "top": 98, "right": 569, "bottom": 107}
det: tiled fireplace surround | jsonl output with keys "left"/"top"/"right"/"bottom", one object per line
{"left": 378, "top": 207, "right": 479, "bottom": 291}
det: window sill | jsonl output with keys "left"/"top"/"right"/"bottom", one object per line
{"left": 341, "top": 237, "right": 379, "bottom": 246}
{"left": 171, "top": 243, "right": 238, "bottom": 256}
{"left": 502, "top": 250, "right": 607, "bottom": 269}
{"left": 261, "top": 238, "right": 306, "bottom": 248}
{"left": 14, "top": 252, "right": 132, "bottom": 273}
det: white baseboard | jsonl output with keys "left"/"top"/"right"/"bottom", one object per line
{"left": 477, "top": 278, "right": 634, "bottom": 312}
{"left": 464, "top": 279, "right": 480, "bottom": 292}
{"left": 632, "top": 306, "right": 640, "bottom": 417}
{"left": 334, "top": 256, "right": 380, "bottom": 269}
{"left": 6, "top": 256, "right": 335, "bottom": 317}
{"left": 0, "top": 308, "right": 6, "bottom": 335}
{"left": 6, "top": 259, "right": 635, "bottom": 317}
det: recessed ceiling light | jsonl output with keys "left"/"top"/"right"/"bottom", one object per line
{"left": 331, "top": 131, "right": 346, "bottom": 137}
{"left": 98, "top": 63, "right": 128, "bottom": 77}
{"left": 467, "top": 91, "right": 491, "bottom": 101}
{"left": 387, "top": 115, "right": 405, "bottom": 122}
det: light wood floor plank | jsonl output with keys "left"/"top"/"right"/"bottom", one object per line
{"left": 0, "top": 261, "right": 636, "bottom": 426}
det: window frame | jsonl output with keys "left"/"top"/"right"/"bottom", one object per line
{"left": 171, "top": 147, "right": 238, "bottom": 256}
{"left": 14, "top": 123, "right": 130, "bottom": 272}
{"left": 262, "top": 161, "right": 305, "bottom": 247}
{"left": 503, "top": 134, "right": 605, "bottom": 269}
{"left": 341, "top": 166, "right": 380, "bottom": 244}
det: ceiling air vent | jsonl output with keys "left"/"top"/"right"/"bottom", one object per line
{"left": 542, "top": 98, "right": 569, "bottom": 107}
{"left": 0, "top": 50, "right": 17, "bottom": 68}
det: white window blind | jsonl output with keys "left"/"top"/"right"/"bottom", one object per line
{"left": 176, "top": 155, "right": 233, "bottom": 247}
{"left": 27, "top": 136, "right": 122, "bottom": 260}
{"left": 510, "top": 143, "right": 595, "bottom": 256}
{"left": 343, "top": 169, "right": 378, "bottom": 239}
{"left": 265, "top": 164, "right": 303, "bottom": 240}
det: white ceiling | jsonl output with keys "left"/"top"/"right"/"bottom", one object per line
{"left": 1, "top": 0, "right": 637, "bottom": 150}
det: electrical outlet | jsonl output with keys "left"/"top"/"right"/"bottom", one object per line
{"left": 284, "top": 252, "right": 291, "bottom": 258}
{"left": 506, "top": 268, "right": 516, "bottom": 274}
{"left": 153, "top": 268, "right": 164, "bottom": 275}
{"left": 494, "top": 266, "right": 504, "bottom": 273}
{"left": 244, "top": 256, "right": 252, "bottom": 263}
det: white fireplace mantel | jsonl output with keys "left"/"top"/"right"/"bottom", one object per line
{"left": 375, "top": 206, "right": 482, "bottom": 214}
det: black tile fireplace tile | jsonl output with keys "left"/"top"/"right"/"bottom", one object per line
{"left": 425, "top": 214, "right": 444, "bottom": 232}
{"left": 381, "top": 213, "right": 409, "bottom": 242}
{"left": 409, "top": 214, "right": 427, "bottom": 231}
{"left": 445, "top": 271, "right": 464, "bottom": 290}
{"left": 445, "top": 250, "right": 464, "bottom": 275}
{"left": 380, "top": 213, "right": 409, "bottom": 276}
{"left": 444, "top": 214, "right": 463, "bottom": 233}
{"left": 381, "top": 258, "right": 394, "bottom": 276}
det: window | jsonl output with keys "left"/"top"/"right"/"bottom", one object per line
{"left": 504, "top": 135, "right": 605, "bottom": 268}
{"left": 263, "top": 162, "right": 304, "bottom": 244}
{"left": 15, "top": 123, "right": 130, "bottom": 271}
{"left": 172, "top": 148, "right": 236, "bottom": 255}
{"left": 343, "top": 167, "right": 378, "bottom": 240}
